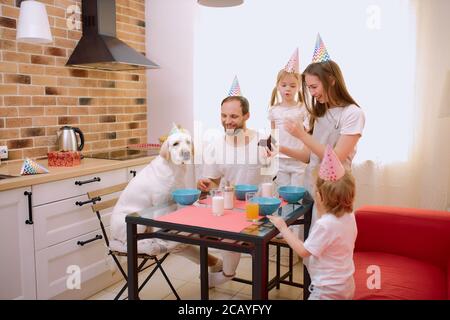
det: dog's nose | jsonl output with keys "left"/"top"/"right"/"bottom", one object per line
{"left": 181, "top": 150, "right": 191, "bottom": 160}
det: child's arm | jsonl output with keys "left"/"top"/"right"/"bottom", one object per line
{"left": 279, "top": 145, "right": 310, "bottom": 164}
{"left": 284, "top": 118, "right": 361, "bottom": 163}
{"left": 271, "top": 120, "right": 275, "bottom": 130}
{"left": 267, "top": 215, "right": 311, "bottom": 258}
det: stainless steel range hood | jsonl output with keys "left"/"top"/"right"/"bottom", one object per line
{"left": 66, "top": 0, "right": 159, "bottom": 71}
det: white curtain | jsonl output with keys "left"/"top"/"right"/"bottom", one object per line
{"left": 353, "top": 0, "right": 450, "bottom": 211}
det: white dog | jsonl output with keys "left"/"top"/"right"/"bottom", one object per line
{"left": 110, "top": 125, "right": 193, "bottom": 255}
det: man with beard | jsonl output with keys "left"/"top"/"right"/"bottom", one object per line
{"left": 196, "top": 94, "right": 273, "bottom": 287}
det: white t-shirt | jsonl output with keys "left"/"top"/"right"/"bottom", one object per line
{"left": 303, "top": 212, "right": 357, "bottom": 286}
{"left": 304, "top": 104, "right": 365, "bottom": 194}
{"left": 202, "top": 131, "right": 271, "bottom": 188}
{"left": 268, "top": 105, "right": 307, "bottom": 159}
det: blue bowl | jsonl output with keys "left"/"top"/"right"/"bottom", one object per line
{"left": 235, "top": 184, "right": 259, "bottom": 200}
{"left": 278, "top": 186, "right": 306, "bottom": 204}
{"left": 250, "top": 197, "right": 281, "bottom": 216}
{"left": 171, "top": 188, "right": 201, "bottom": 205}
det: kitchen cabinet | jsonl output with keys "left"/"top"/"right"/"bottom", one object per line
{"left": 0, "top": 187, "right": 36, "bottom": 300}
{"left": 35, "top": 227, "right": 122, "bottom": 300}
{"left": 0, "top": 155, "right": 157, "bottom": 299}
{"left": 33, "top": 169, "right": 127, "bottom": 299}
{"left": 127, "top": 164, "right": 147, "bottom": 181}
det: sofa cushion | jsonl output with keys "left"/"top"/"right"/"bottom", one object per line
{"left": 354, "top": 252, "right": 447, "bottom": 300}
{"left": 448, "top": 259, "right": 450, "bottom": 300}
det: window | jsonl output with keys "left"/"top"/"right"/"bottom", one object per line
{"left": 194, "top": 0, "right": 416, "bottom": 163}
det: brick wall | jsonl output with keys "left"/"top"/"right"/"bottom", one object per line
{"left": 0, "top": 0, "right": 148, "bottom": 162}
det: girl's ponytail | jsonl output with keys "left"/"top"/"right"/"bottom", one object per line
{"left": 270, "top": 86, "right": 279, "bottom": 107}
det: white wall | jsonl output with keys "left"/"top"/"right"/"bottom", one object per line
{"left": 145, "top": 0, "right": 196, "bottom": 142}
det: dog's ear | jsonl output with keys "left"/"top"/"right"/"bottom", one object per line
{"left": 159, "top": 139, "right": 170, "bottom": 160}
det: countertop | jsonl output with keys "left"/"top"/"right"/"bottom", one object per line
{"left": 0, "top": 156, "right": 155, "bottom": 192}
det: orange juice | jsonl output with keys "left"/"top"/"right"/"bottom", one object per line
{"left": 246, "top": 203, "right": 259, "bottom": 221}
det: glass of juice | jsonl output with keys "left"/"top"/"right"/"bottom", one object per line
{"left": 245, "top": 192, "right": 259, "bottom": 222}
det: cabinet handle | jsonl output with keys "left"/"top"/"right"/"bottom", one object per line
{"left": 77, "top": 234, "right": 102, "bottom": 246}
{"left": 76, "top": 196, "right": 101, "bottom": 207}
{"left": 24, "top": 191, "right": 33, "bottom": 225}
{"left": 75, "top": 177, "right": 101, "bottom": 186}
{"left": 130, "top": 170, "right": 137, "bottom": 177}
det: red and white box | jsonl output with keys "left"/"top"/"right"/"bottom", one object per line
{"left": 48, "top": 151, "right": 81, "bottom": 167}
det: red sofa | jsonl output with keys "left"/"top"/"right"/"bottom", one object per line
{"left": 353, "top": 206, "right": 450, "bottom": 300}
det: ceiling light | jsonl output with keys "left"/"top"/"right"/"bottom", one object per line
{"left": 16, "top": 0, "right": 52, "bottom": 44}
{"left": 198, "top": 0, "right": 244, "bottom": 8}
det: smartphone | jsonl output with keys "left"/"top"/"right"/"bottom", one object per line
{"left": 258, "top": 135, "right": 275, "bottom": 151}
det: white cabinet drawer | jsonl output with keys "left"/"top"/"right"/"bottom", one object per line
{"left": 34, "top": 193, "right": 119, "bottom": 250}
{"left": 35, "top": 227, "right": 117, "bottom": 300}
{"left": 127, "top": 164, "right": 148, "bottom": 181}
{"left": 32, "top": 169, "right": 127, "bottom": 206}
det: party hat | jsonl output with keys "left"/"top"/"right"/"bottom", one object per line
{"left": 319, "top": 145, "right": 345, "bottom": 181}
{"left": 284, "top": 48, "right": 299, "bottom": 73}
{"left": 169, "top": 123, "right": 189, "bottom": 136}
{"left": 312, "top": 33, "right": 331, "bottom": 63}
{"left": 20, "top": 158, "right": 49, "bottom": 175}
{"left": 228, "top": 75, "right": 242, "bottom": 96}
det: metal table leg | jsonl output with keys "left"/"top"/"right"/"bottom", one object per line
{"left": 252, "top": 241, "right": 268, "bottom": 300}
{"left": 200, "top": 245, "right": 209, "bottom": 300}
{"left": 127, "top": 222, "right": 139, "bottom": 300}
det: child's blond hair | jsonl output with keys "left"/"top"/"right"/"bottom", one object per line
{"left": 315, "top": 170, "right": 355, "bottom": 217}
{"left": 270, "top": 69, "right": 303, "bottom": 107}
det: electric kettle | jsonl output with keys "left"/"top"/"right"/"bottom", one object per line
{"left": 56, "top": 126, "right": 84, "bottom": 151}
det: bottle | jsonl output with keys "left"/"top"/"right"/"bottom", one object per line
{"left": 224, "top": 181, "right": 234, "bottom": 210}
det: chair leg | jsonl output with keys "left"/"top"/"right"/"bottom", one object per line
{"left": 136, "top": 253, "right": 181, "bottom": 300}
{"left": 114, "top": 282, "right": 128, "bottom": 300}
{"left": 112, "top": 257, "right": 150, "bottom": 300}
{"left": 154, "top": 255, "right": 181, "bottom": 300}
{"left": 111, "top": 254, "right": 128, "bottom": 280}
{"left": 138, "top": 259, "right": 161, "bottom": 292}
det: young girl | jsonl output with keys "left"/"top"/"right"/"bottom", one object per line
{"left": 280, "top": 34, "right": 365, "bottom": 229}
{"left": 268, "top": 145, "right": 357, "bottom": 300}
{"left": 267, "top": 49, "right": 308, "bottom": 265}
{"left": 268, "top": 48, "right": 307, "bottom": 188}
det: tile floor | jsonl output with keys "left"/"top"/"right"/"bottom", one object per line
{"left": 88, "top": 248, "right": 304, "bottom": 300}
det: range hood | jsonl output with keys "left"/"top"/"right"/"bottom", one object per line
{"left": 66, "top": 0, "right": 159, "bottom": 71}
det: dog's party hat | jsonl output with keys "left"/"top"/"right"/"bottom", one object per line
{"left": 284, "top": 48, "right": 299, "bottom": 73}
{"left": 312, "top": 33, "right": 331, "bottom": 63}
{"left": 228, "top": 75, "right": 242, "bottom": 96}
{"left": 319, "top": 145, "right": 345, "bottom": 182}
{"left": 20, "top": 158, "right": 49, "bottom": 175}
{"left": 169, "top": 123, "right": 189, "bottom": 136}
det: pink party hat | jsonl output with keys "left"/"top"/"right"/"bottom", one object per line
{"left": 319, "top": 145, "right": 345, "bottom": 181}
{"left": 228, "top": 76, "right": 242, "bottom": 96}
{"left": 284, "top": 48, "right": 299, "bottom": 73}
{"left": 20, "top": 158, "right": 49, "bottom": 175}
{"left": 312, "top": 33, "right": 331, "bottom": 63}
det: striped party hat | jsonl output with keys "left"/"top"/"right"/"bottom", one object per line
{"left": 20, "top": 158, "right": 49, "bottom": 175}
{"left": 319, "top": 145, "right": 345, "bottom": 181}
{"left": 312, "top": 33, "right": 331, "bottom": 63}
{"left": 228, "top": 75, "right": 242, "bottom": 96}
{"left": 284, "top": 48, "right": 299, "bottom": 73}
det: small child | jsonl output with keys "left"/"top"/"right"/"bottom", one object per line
{"left": 268, "top": 145, "right": 357, "bottom": 300}
{"left": 268, "top": 49, "right": 308, "bottom": 264}
{"left": 268, "top": 48, "right": 307, "bottom": 188}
